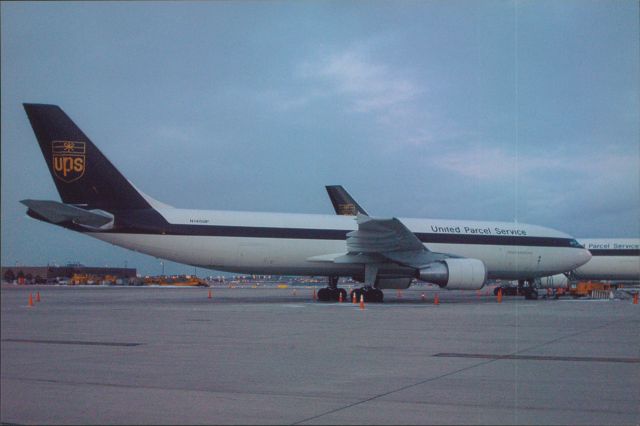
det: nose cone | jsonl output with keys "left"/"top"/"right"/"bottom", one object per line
{"left": 575, "top": 249, "right": 592, "bottom": 269}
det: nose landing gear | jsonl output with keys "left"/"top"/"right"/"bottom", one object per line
{"left": 518, "top": 279, "right": 539, "bottom": 300}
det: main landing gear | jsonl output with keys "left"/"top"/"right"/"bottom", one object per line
{"left": 316, "top": 277, "right": 385, "bottom": 303}
{"left": 495, "top": 280, "right": 540, "bottom": 299}
{"left": 317, "top": 276, "right": 347, "bottom": 302}
{"left": 349, "top": 264, "right": 385, "bottom": 303}
{"left": 350, "top": 286, "right": 384, "bottom": 303}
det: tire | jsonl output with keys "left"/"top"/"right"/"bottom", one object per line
{"left": 328, "top": 287, "right": 339, "bottom": 301}
{"left": 317, "top": 287, "right": 330, "bottom": 302}
{"left": 362, "top": 287, "right": 384, "bottom": 303}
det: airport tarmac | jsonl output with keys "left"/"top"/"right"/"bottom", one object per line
{"left": 1, "top": 285, "right": 639, "bottom": 425}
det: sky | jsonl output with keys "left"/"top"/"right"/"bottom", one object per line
{"left": 1, "top": 1, "right": 639, "bottom": 277}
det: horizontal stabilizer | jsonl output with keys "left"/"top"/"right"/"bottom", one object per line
{"left": 21, "top": 199, "right": 114, "bottom": 229}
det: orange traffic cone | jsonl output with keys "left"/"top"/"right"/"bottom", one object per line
{"left": 434, "top": 293, "right": 439, "bottom": 305}
{"left": 359, "top": 294, "right": 365, "bottom": 310}
{"left": 312, "top": 288, "right": 317, "bottom": 301}
{"left": 36, "top": 291, "right": 41, "bottom": 302}
{"left": 352, "top": 292, "right": 356, "bottom": 304}
{"left": 28, "top": 293, "right": 34, "bottom": 308}
{"left": 208, "top": 289, "right": 212, "bottom": 299}
{"left": 339, "top": 291, "right": 343, "bottom": 303}
{"left": 633, "top": 293, "right": 638, "bottom": 305}
{"left": 497, "top": 288, "right": 503, "bottom": 303}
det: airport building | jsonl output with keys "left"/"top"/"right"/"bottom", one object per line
{"left": 1, "top": 264, "right": 137, "bottom": 284}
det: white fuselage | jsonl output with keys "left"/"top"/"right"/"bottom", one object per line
{"left": 573, "top": 238, "right": 640, "bottom": 281}
{"left": 88, "top": 208, "right": 591, "bottom": 281}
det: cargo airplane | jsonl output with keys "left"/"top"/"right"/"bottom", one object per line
{"left": 534, "top": 239, "right": 640, "bottom": 291}
{"left": 21, "top": 104, "right": 591, "bottom": 302}
{"left": 326, "top": 186, "right": 639, "bottom": 296}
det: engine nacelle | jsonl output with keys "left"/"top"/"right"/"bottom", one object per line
{"left": 537, "top": 273, "right": 569, "bottom": 289}
{"left": 418, "top": 258, "right": 487, "bottom": 290}
{"left": 375, "top": 277, "right": 413, "bottom": 289}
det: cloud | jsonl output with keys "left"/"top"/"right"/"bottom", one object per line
{"left": 255, "top": 88, "right": 327, "bottom": 112}
{"left": 153, "top": 124, "right": 197, "bottom": 144}
{"left": 434, "top": 146, "right": 517, "bottom": 180}
{"left": 299, "top": 49, "right": 423, "bottom": 113}
{"left": 432, "top": 144, "right": 638, "bottom": 182}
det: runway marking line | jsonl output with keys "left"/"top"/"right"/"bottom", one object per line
{"left": 2, "top": 338, "right": 141, "bottom": 347}
{"left": 433, "top": 352, "right": 640, "bottom": 364}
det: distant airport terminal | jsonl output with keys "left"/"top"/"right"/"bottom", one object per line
{"left": 1, "top": 264, "right": 136, "bottom": 285}
{"left": 0, "top": 264, "right": 331, "bottom": 287}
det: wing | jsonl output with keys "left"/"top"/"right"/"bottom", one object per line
{"left": 349, "top": 213, "right": 452, "bottom": 267}
{"left": 309, "top": 214, "right": 486, "bottom": 289}
{"left": 308, "top": 213, "right": 450, "bottom": 268}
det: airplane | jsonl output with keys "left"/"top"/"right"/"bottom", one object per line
{"left": 326, "top": 186, "right": 639, "bottom": 294}
{"left": 507, "top": 238, "right": 640, "bottom": 296}
{"left": 20, "top": 104, "right": 591, "bottom": 302}
{"left": 537, "top": 239, "right": 640, "bottom": 288}
{"left": 572, "top": 239, "right": 639, "bottom": 282}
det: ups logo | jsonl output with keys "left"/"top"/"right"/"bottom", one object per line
{"left": 52, "top": 141, "right": 85, "bottom": 183}
{"left": 337, "top": 204, "right": 357, "bottom": 215}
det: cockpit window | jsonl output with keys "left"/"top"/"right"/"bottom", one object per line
{"left": 569, "top": 239, "right": 584, "bottom": 248}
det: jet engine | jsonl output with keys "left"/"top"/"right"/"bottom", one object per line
{"left": 418, "top": 258, "right": 486, "bottom": 290}
{"left": 375, "top": 277, "right": 413, "bottom": 289}
{"left": 537, "top": 273, "right": 569, "bottom": 289}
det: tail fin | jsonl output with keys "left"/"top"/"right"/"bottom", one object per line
{"left": 23, "top": 104, "right": 150, "bottom": 211}
{"left": 325, "top": 185, "right": 368, "bottom": 216}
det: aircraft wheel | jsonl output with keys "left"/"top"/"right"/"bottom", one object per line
{"left": 317, "top": 287, "right": 331, "bottom": 302}
{"left": 329, "top": 287, "right": 340, "bottom": 301}
{"left": 361, "top": 287, "right": 371, "bottom": 302}
{"left": 361, "top": 287, "right": 384, "bottom": 303}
